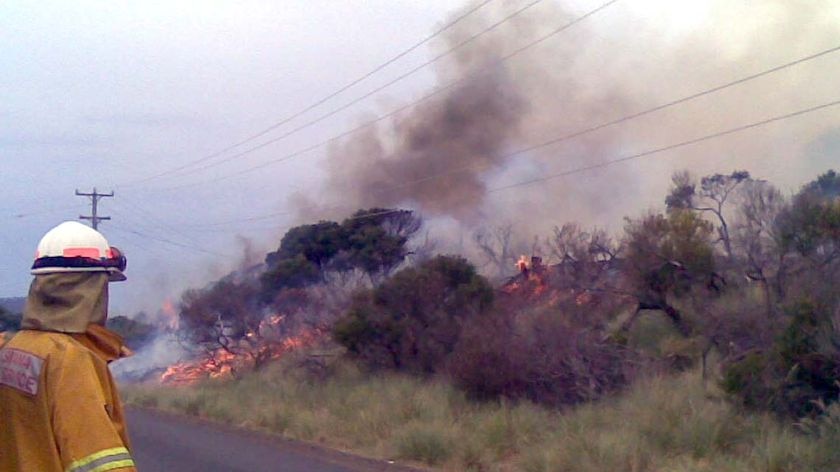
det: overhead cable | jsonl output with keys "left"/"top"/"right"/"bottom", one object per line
{"left": 488, "top": 99, "right": 840, "bottom": 193}
{"left": 160, "top": 41, "right": 839, "bottom": 195}
{"left": 148, "top": 0, "right": 621, "bottom": 191}
{"left": 109, "top": 199, "right": 232, "bottom": 257}
{"left": 164, "top": 98, "right": 840, "bottom": 232}
{"left": 373, "top": 44, "right": 840, "bottom": 195}
{"left": 121, "top": 0, "right": 537, "bottom": 186}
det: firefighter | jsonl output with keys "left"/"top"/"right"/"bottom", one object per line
{"left": 0, "top": 221, "right": 136, "bottom": 472}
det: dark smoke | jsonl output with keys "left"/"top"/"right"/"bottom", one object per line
{"left": 323, "top": 67, "right": 525, "bottom": 223}
{"left": 296, "top": 0, "right": 840, "bottom": 232}
{"left": 296, "top": 0, "right": 636, "bottom": 226}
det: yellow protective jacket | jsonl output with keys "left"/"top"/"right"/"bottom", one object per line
{"left": 0, "top": 273, "right": 136, "bottom": 472}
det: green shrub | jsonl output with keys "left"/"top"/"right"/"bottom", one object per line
{"left": 333, "top": 255, "right": 493, "bottom": 374}
{"left": 722, "top": 299, "right": 840, "bottom": 418}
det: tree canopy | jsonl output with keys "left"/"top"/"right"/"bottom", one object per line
{"left": 261, "top": 208, "right": 421, "bottom": 302}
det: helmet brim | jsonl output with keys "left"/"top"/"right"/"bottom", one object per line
{"left": 32, "top": 266, "right": 127, "bottom": 282}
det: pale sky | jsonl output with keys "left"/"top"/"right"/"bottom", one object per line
{"left": 2, "top": 0, "right": 838, "bottom": 314}
{"left": 1, "top": 0, "right": 466, "bottom": 310}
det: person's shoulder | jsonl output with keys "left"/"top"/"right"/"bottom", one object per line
{"left": 6, "top": 330, "right": 92, "bottom": 361}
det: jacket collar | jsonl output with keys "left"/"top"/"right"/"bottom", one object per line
{"left": 70, "top": 324, "right": 132, "bottom": 363}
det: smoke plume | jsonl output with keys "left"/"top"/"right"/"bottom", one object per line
{"left": 296, "top": 0, "right": 839, "bottom": 233}
{"left": 322, "top": 67, "right": 525, "bottom": 223}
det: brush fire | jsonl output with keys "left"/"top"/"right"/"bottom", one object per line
{"left": 124, "top": 296, "right": 326, "bottom": 386}
{"left": 502, "top": 255, "right": 549, "bottom": 298}
{"left": 158, "top": 314, "right": 322, "bottom": 385}
{"left": 159, "top": 328, "right": 321, "bottom": 385}
{"left": 500, "top": 252, "right": 626, "bottom": 311}
{"left": 119, "top": 249, "right": 621, "bottom": 387}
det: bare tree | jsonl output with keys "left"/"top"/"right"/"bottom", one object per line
{"left": 549, "top": 224, "right": 619, "bottom": 263}
{"left": 473, "top": 224, "right": 524, "bottom": 278}
{"left": 547, "top": 223, "right": 621, "bottom": 288}
{"left": 733, "top": 180, "right": 786, "bottom": 314}
{"left": 666, "top": 170, "right": 751, "bottom": 259}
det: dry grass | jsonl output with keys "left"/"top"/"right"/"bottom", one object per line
{"left": 122, "top": 360, "right": 840, "bottom": 471}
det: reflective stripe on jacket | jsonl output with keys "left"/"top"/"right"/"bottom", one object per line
{"left": 0, "top": 328, "right": 136, "bottom": 472}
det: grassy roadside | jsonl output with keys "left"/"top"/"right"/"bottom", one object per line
{"left": 122, "top": 359, "right": 840, "bottom": 472}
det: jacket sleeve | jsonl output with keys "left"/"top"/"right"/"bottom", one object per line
{"left": 47, "top": 345, "right": 137, "bottom": 472}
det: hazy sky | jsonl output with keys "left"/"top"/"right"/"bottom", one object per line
{"left": 1, "top": 0, "right": 464, "bottom": 308}
{"left": 2, "top": 0, "right": 838, "bottom": 314}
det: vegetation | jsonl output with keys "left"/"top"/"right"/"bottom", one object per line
{"left": 449, "top": 307, "right": 634, "bottom": 406}
{"left": 174, "top": 208, "right": 423, "bottom": 356}
{"left": 179, "top": 277, "right": 261, "bottom": 343}
{"left": 0, "top": 307, "right": 21, "bottom": 333}
{"left": 334, "top": 255, "right": 493, "bottom": 374}
{"left": 123, "top": 360, "right": 840, "bottom": 471}
{"left": 141, "top": 168, "right": 840, "bottom": 469}
{"left": 721, "top": 299, "right": 840, "bottom": 418}
{"left": 0, "top": 297, "right": 26, "bottom": 316}
{"left": 106, "top": 315, "right": 156, "bottom": 350}
{"left": 260, "top": 208, "right": 422, "bottom": 302}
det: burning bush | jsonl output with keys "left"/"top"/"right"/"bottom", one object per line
{"left": 333, "top": 255, "right": 493, "bottom": 374}
{"left": 165, "top": 273, "right": 325, "bottom": 384}
{"left": 178, "top": 278, "right": 262, "bottom": 344}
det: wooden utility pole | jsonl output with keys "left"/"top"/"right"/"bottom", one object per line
{"left": 76, "top": 188, "right": 114, "bottom": 230}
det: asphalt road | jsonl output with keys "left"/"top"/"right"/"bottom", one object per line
{"left": 126, "top": 408, "right": 416, "bottom": 472}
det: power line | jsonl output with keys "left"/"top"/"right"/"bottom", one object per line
{"left": 487, "top": 99, "right": 840, "bottom": 193}
{"left": 109, "top": 12, "right": 837, "bottom": 236}
{"left": 154, "top": 98, "right": 840, "bottom": 235}
{"left": 179, "top": 0, "right": 494, "bottom": 167}
{"left": 160, "top": 40, "right": 839, "bottom": 195}
{"left": 106, "top": 225, "right": 155, "bottom": 252}
{"left": 134, "top": 0, "right": 549, "bottom": 184}
{"left": 8, "top": 203, "right": 87, "bottom": 220}
{"left": 371, "top": 44, "right": 840, "bottom": 196}
{"left": 109, "top": 224, "right": 232, "bottom": 257}
{"left": 177, "top": 210, "right": 294, "bottom": 228}
{"left": 146, "top": 0, "right": 621, "bottom": 191}
{"left": 275, "top": 99, "right": 840, "bottom": 225}
{"left": 109, "top": 198, "right": 232, "bottom": 257}
{"left": 121, "top": 0, "right": 534, "bottom": 186}
{"left": 140, "top": 180, "right": 312, "bottom": 229}
{"left": 98, "top": 97, "right": 837, "bottom": 257}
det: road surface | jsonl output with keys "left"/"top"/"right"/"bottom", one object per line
{"left": 126, "top": 408, "right": 416, "bottom": 472}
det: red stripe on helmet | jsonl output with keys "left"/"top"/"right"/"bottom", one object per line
{"left": 63, "top": 247, "right": 102, "bottom": 258}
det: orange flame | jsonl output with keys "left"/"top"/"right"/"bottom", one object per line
{"left": 516, "top": 255, "right": 529, "bottom": 273}
{"left": 160, "top": 328, "right": 323, "bottom": 385}
{"left": 160, "top": 299, "right": 178, "bottom": 331}
{"left": 504, "top": 255, "right": 550, "bottom": 298}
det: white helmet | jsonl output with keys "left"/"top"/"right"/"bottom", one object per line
{"left": 31, "top": 221, "right": 127, "bottom": 282}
